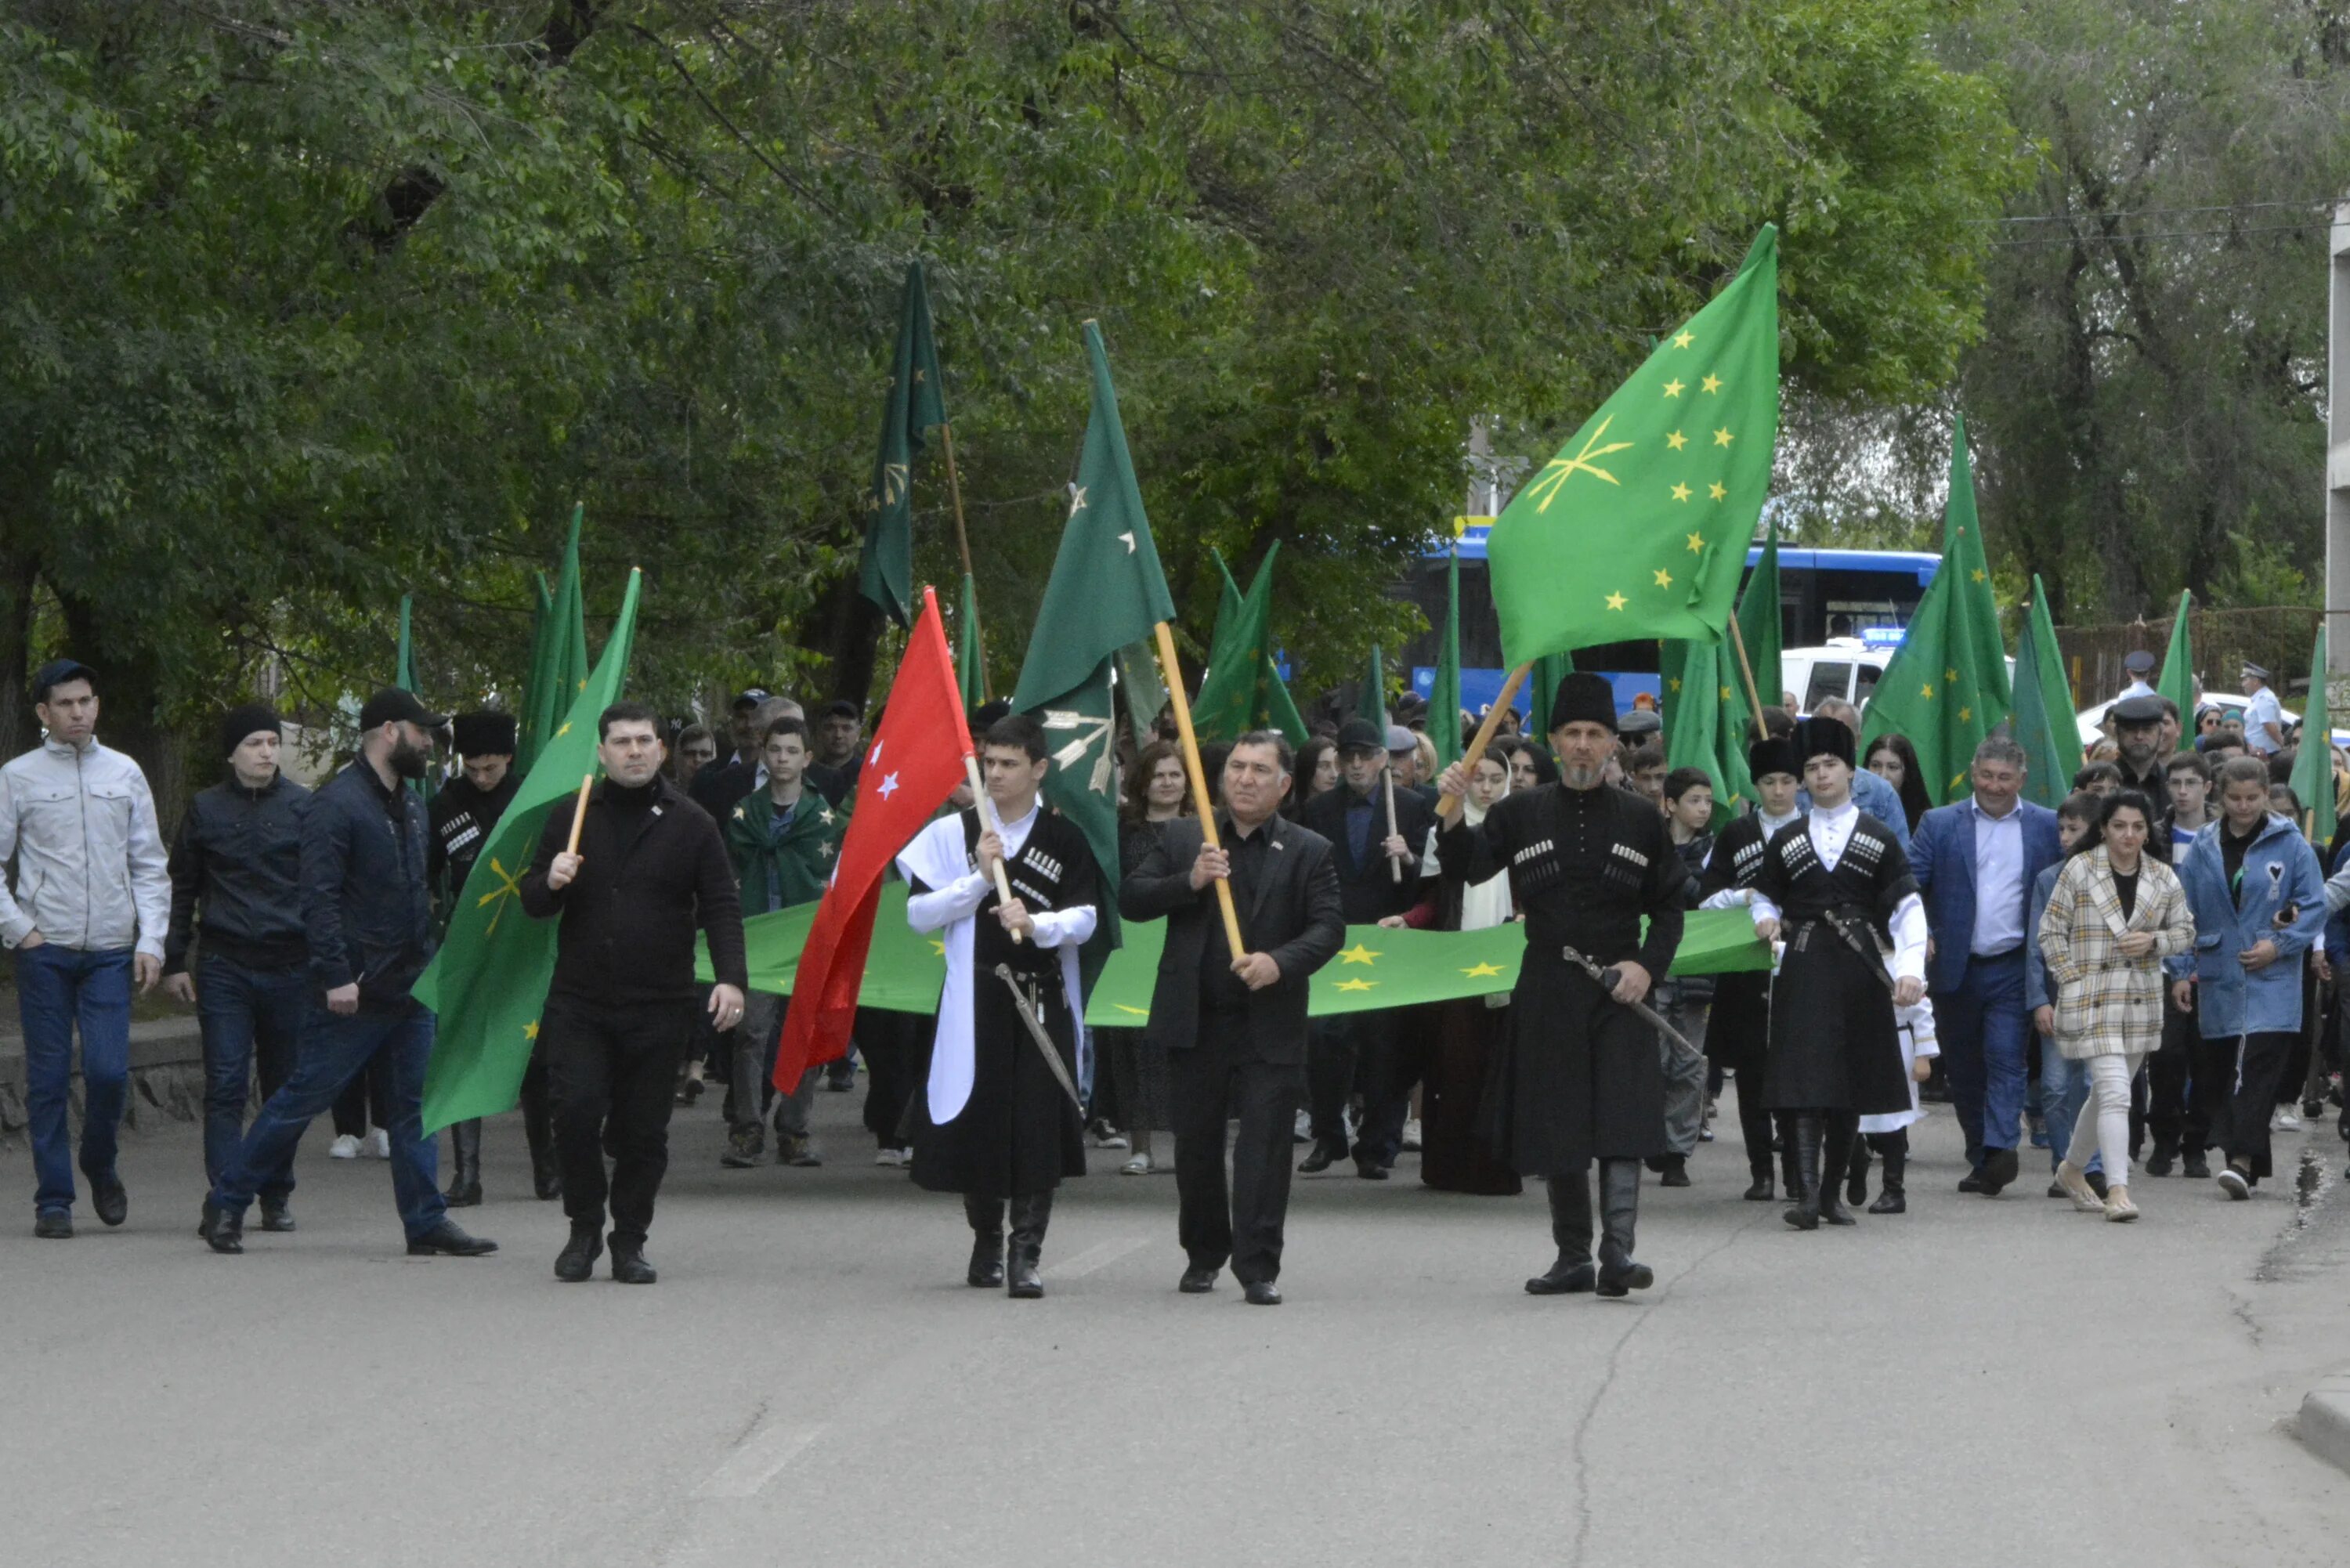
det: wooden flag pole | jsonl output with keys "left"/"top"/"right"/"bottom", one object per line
{"left": 1383, "top": 768, "right": 1404, "bottom": 883}
{"left": 1726, "top": 616, "right": 1772, "bottom": 743}
{"left": 1151, "top": 620, "right": 1248, "bottom": 960}
{"left": 1436, "top": 663, "right": 1531, "bottom": 822}
{"left": 939, "top": 425, "right": 988, "bottom": 700}
{"left": 566, "top": 774, "right": 594, "bottom": 855}
{"left": 963, "top": 753, "right": 1023, "bottom": 945}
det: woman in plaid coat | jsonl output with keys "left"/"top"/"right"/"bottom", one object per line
{"left": 2037, "top": 791, "right": 2195, "bottom": 1222}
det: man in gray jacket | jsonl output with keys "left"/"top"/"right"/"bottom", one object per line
{"left": 1, "top": 659, "right": 172, "bottom": 1237}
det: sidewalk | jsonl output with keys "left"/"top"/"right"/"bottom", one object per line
{"left": 0, "top": 1006, "right": 206, "bottom": 1142}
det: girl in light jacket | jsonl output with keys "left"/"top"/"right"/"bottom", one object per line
{"left": 2041, "top": 791, "right": 2195, "bottom": 1221}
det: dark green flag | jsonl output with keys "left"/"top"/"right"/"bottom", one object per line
{"left": 2012, "top": 576, "right": 2079, "bottom": 810}
{"left": 1737, "top": 523, "right": 1784, "bottom": 718}
{"left": 856, "top": 260, "right": 949, "bottom": 628}
{"left": 2289, "top": 627, "right": 2336, "bottom": 842}
{"left": 1357, "top": 645, "right": 1390, "bottom": 731}
{"left": 519, "top": 572, "right": 555, "bottom": 770}
{"left": 1431, "top": 548, "right": 1464, "bottom": 768}
{"left": 1009, "top": 322, "right": 1180, "bottom": 946}
{"left": 2156, "top": 590, "right": 2196, "bottom": 721}
{"left": 1194, "top": 546, "right": 1279, "bottom": 743}
{"left": 522, "top": 506, "right": 588, "bottom": 771}
{"left": 956, "top": 571, "right": 987, "bottom": 715}
{"left": 1114, "top": 639, "right": 1170, "bottom": 753}
{"left": 1529, "top": 652, "right": 1574, "bottom": 742}
{"left": 1663, "top": 638, "right": 1755, "bottom": 820}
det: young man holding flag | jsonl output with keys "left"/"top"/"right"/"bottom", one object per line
{"left": 898, "top": 714, "right": 1100, "bottom": 1299}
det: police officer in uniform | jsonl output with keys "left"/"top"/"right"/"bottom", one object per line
{"left": 1434, "top": 673, "right": 1688, "bottom": 1298}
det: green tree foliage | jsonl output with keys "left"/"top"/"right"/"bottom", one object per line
{"left": 2, "top": 1, "right": 2018, "bottom": 775}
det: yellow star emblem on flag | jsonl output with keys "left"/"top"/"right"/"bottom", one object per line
{"left": 1668, "top": 677, "right": 1683, "bottom": 693}
{"left": 1921, "top": 683, "right": 1935, "bottom": 699}
{"left": 1673, "top": 331, "right": 1694, "bottom": 349}
{"left": 1971, "top": 569, "right": 1986, "bottom": 583}
{"left": 1686, "top": 532, "right": 1705, "bottom": 554}
{"left": 1945, "top": 668, "right": 1958, "bottom": 683}
{"left": 1336, "top": 942, "right": 1381, "bottom": 966}
{"left": 1701, "top": 374, "right": 1723, "bottom": 395}
{"left": 1958, "top": 707, "right": 1972, "bottom": 723}
{"left": 1663, "top": 379, "right": 1685, "bottom": 398}
{"left": 1460, "top": 961, "right": 1505, "bottom": 979}
{"left": 1666, "top": 430, "right": 1688, "bottom": 451}
{"left": 1708, "top": 482, "right": 1727, "bottom": 501}
{"left": 524, "top": 1020, "right": 539, "bottom": 1042}
{"left": 1334, "top": 977, "right": 1376, "bottom": 993}
{"left": 1712, "top": 427, "right": 1734, "bottom": 447}
{"left": 1606, "top": 591, "right": 1628, "bottom": 612}
{"left": 1654, "top": 569, "right": 1673, "bottom": 588}
{"left": 1671, "top": 482, "right": 1692, "bottom": 503}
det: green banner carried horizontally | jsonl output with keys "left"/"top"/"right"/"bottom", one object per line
{"left": 701, "top": 898, "right": 1771, "bottom": 1028}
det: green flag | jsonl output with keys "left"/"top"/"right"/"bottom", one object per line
{"left": 1663, "top": 638, "right": 1755, "bottom": 821}
{"left": 1488, "top": 227, "right": 1781, "bottom": 667}
{"left": 417, "top": 568, "right": 642, "bottom": 1133}
{"left": 2157, "top": 590, "right": 2196, "bottom": 722}
{"left": 1260, "top": 652, "right": 1310, "bottom": 749}
{"left": 2290, "top": 627, "right": 2335, "bottom": 842}
{"left": 856, "top": 260, "right": 949, "bottom": 628}
{"left": 396, "top": 594, "right": 418, "bottom": 692}
{"left": 1737, "top": 524, "right": 1784, "bottom": 717}
{"left": 1009, "top": 321, "right": 1180, "bottom": 946}
{"left": 1357, "top": 644, "right": 1389, "bottom": 731}
{"left": 1431, "top": 548, "right": 1465, "bottom": 768}
{"left": 1194, "top": 546, "right": 1279, "bottom": 743}
{"left": 522, "top": 506, "right": 588, "bottom": 770}
{"left": 2012, "top": 576, "right": 2081, "bottom": 810}
{"left": 519, "top": 573, "right": 555, "bottom": 770}
{"left": 955, "top": 570, "right": 987, "bottom": 714}
{"left": 1529, "top": 652, "right": 1574, "bottom": 740}
{"left": 1860, "top": 417, "right": 2014, "bottom": 804}
{"left": 1114, "top": 639, "right": 1170, "bottom": 754}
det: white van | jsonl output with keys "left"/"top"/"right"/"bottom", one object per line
{"left": 1779, "top": 637, "right": 2016, "bottom": 717}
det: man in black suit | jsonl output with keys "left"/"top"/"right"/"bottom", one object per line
{"left": 1123, "top": 732, "right": 1344, "bottom": 1305}
{"left": 1297, "top": 717, "right": 1437, "bottom": 1176}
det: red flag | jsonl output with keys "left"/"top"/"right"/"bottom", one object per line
{"left": 775, "top": 587, "right": 974, "bottom": 1085}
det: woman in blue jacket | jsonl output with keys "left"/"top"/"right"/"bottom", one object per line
{"left": 2168, "top": 757, "right": 2325, "bottom": 1198}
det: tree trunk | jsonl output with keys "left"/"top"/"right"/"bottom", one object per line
{"left": 0, "top": 549, "right": 35, "bottom": 764}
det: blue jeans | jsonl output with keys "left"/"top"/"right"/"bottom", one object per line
{"left": 15, "top": 943, "right": 133, "bottom": 1217}
{"left": 1934, "top": 950, "right": 2030, "bottom": 1169}
{"left": 2037, "top": 1046, "right": 2095, "bottom": 1174}
{"left": 196, "top": 955, "right": 310, "bottom": 1201}
{"left": 211, "top": 1003, "right": 445, "bottom": 1241}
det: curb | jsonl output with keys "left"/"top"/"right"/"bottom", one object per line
{"left": 2298, "top": 1369, "right": 2350, "bottom": 1479}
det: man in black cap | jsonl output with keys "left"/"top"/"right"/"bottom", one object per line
{"left": 522, "top": 702, "right": 747, "bottom": 1284}
{"left": 1434, "top": 673, "right": 1687, "bottom": 1295}
{"left": 1742, "top": 717, "right": 1928, "bottom": 1229}
{"left": 2109, "top": 693, "right": 2173, "bottom": 815}
{"left": 2119, "top": 649, "right": 2157, "bottom": 702}
{"left": 1297, "top": 714, "right": 1437, "bottom": 1176}
{"left": 202, "top": 689, "right": 496, "bottom": 1259}
{"left": 164, "top": 704, "right": 312, "bottom": 1234}
{"left": 429, "top": 711, "right": 556, "bottom": 1205}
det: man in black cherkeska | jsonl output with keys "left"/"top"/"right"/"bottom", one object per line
{"left": 1744, "top": 717, "right": 1929, "bottom": 1231}
{"left": 897, "top": 713, "right": 1101, "bottom": 1299}
{"left": 1434, "top": 672, "right": 1688, "bottom": 1299}
{"left": 1695, "top": 733, "right": 1808, "bottom": 1201}
{"left": 428, "top": 711, "right": 553, "bottom": 1206}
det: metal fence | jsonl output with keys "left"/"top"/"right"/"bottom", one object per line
{"left": 2052, "top": 606, "right": 2323, "bottom": 708}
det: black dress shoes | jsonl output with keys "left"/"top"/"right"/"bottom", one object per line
{"left": 1524, "top": 1259, "right": 1596, "bottom": 1295}
{"left": 1658, "top": 1156, "right": 1691, "bottom": 1188}
{"left": 1979, "top": 1147, "right": 2019, "bottom": 1194}
{"left": 555, "top": 1227, "right": 602, "bottom": 1282}
{"left": 258, "top": 1198, "right": 296, "bottom": 1233}
{"left": 198, "top": 1201, "right": 240, "bottom": 1254}
{"left": 407, "top": 1220, "right": 497, "bottom": 1257}
{"left": 1179, "top": 1265, "right": 1219, "bottom": 1294}
{"left": 1741, "top": 1176, "right": 1774, "bottom": 1201}
{"left": 1957, "top": 1170, "right": 1987, "bottom": 1194}
{"left": 610, "top": 1246, "right": 657, "bottom": 1284}
{"left": 1243, "top": 1281, "right": 1282, "bottom": 1306}
{"left": 1297, "top": 1139, "right": 1347, "bottom": 1173}
{"left": 89, "top": 1172, "right": 127, "bottom": 1228}
{"left": 1353, "top": 1156, "right": 1389, "bottom": 1181}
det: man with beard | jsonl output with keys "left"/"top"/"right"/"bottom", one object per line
{"left": 202, "top": 689, "right": 497, "bottom": 1259}
{"left": 1434, "top": 673, "right": 1687, "bottom": 1297}
{"left": 429, "top": 712, "right": 556, "bottom": 1205}
{"left": 2109, "top": 694, "right": 2172, "bottom": 812}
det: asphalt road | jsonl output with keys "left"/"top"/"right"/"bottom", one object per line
{"left": 5, "top": 1082, "right": 2348, "bottom": 1568}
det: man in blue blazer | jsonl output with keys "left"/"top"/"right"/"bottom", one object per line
{"left": 1907, "top": 735, "right": 2064, "bottom": 1194}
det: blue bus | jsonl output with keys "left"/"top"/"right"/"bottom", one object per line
{"left": 1401, "top": 521, "right": 1941, "bottom": 717}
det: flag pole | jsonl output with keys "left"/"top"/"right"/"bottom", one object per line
{"left": 1436, "top": 663, "right": 1531, "bottom": 822}
{"left": 1383, "top": 769, "right": 1403, "bottom": 883}
{"left": 1727, "top": 616, "right": 1772, "bottom": 742}
{"left": 938, "top": 425, "right": 988, "bottom": 701}
{"left": 566, "top": 775, "right": 593, "bottom": 855}
{"left": 1151, "top": 620, "right": 1248, "bottom": 959}
{"left": 962, "top": 753, "right": 1023, "bottom": 945}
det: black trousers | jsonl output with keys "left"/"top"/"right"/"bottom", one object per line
{"left": 544, "top": 995, "right": 691, "bottom": 1248}
{"left": 1171, "top": 1020, "right": 1305, "bottom": 1285}
{"left": 1307, "top": 1009, "right": 1391, "bottom": 1154}
{"left": 330, "top": 1052, "right": 391, "bottom": 1138}
{"left": 2142, "top": 991, "right": 2198, "bottom": 1151}
{"left": 859, "top": 1007, "right": 929, "bottom": 1151}
{"left": 2214, "top": 1029, "right": 2298, "bottom": 1181}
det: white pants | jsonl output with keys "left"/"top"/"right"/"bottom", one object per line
{"left": 2062, "top": 1050, "right": 2145, "bottom": 1187}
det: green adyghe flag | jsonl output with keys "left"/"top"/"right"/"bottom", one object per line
{"left": 519, "top": 573, "right": 554, "bottom": 770}
{"left": 1430, "top": 547, "right": 1465, "bottom": 768}
{"left": 1528, "top": 652, "right": 1574, "bottom": 740}
{"left": 1194, "top": 546, "right": 1278, "bottom": 742}
{"left": 1488, "top": 227, "right": 1781, "bottom": 667}
{"left": 1357, "top": 644, "right": 1390, "bottom": 730}
{"left": 2290, "top": 626, "right": 2336, "bottom": 842}
{"left": 1008, "top": 321, "right": 1180, "bottom": 947}
{"left": 1738, "top": 524, "right": 1784, "bottom": 717}
{"left": 394, "top": 594, "right": 434, "bottom": 803}
{"left": 1860, "top": 417, "right": 2014, "bottom": 804}
{"left": 1114, "top": 639, "right": 1170, "bottom": 754}
{"left": 522, "top": 506, "right": 589, "bottom": 771}
{"left": 417, "top": 568, "right": 642, "bottom": 1133}
{"left": 956, "top": 570, "right": 988, "bottom": 714}
{"left": 2157, "top": 590, "right": 2196, "bottom": 722}
{"left": 2012, "top": 576, "right": 2081, "bottom": 811}
{"left": 1663, "top": 638, "right": 1755, "bottom": 820}
{"left": 856, "top": 259, "right": 948, "bottom": 627}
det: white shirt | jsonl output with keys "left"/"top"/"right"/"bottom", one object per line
{"left": 2119, "top": 678, "right": 2156, "bottom": 702}
{"left": 1744, "top": 797, "right": 1928, "bottom": 981}
{"left": 2244, "top": 686, "right": 2284, "bottom": 753}
{"left": 1966, "top": 796, "right": 2027, "bottom": 956}
{"left": 903, "top": 801, "right": 1098, "bottom": 952}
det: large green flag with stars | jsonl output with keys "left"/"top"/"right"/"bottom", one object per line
{"left": 2012, "top": 576, "right": 2079, "bottom": 811}
{"left": 1009, "top": 322, "right": 1180, "bottom": 948}
{"left": 417, "top": 568, "right": 642, "bottom": 1133}
{"left": 2156, "top": 590, "right": 2196, "bottom": 722}
{"left": 1663, "top": 638, "right": 1755, "bottom": 821}
{"left": 856, "top": 260, "right": 949, "bottom": 628}
{"left": 1488, "top": 226, "right": 1781, "bottom": 667}
{"left": 521, "top": 506, "right": 589, "bottom": 771}
{"left": 1860, "top": 416, "right": 2014, "bottom": 804}
{"left": 2289, "top": 626, "right": 2336, "bottom": 842}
